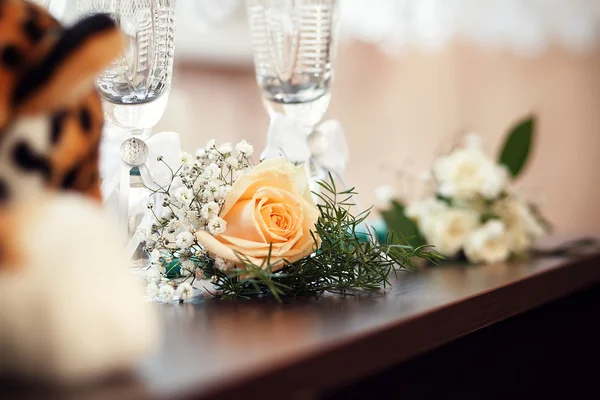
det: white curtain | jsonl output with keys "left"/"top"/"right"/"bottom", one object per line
{"left": 341, "top": 0, "right": 600, "bottom": 56}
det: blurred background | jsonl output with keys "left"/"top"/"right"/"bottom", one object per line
{"left": 60, "top": 0, "right": 600, "bottom": 234}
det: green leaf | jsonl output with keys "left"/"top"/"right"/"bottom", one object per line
{"left": 381, "top": 200, "right": 426, "bottom": 249}
{"left": 498, "top": 116, "right": 536, "bottom": 178}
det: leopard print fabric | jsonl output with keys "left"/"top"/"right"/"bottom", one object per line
{"left": 0, "top": 0, "right": 122, "bottom": 205}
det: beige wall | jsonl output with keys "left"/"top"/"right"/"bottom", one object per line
{"left": 158, "top": 42, "right": 600, "bottom": 235}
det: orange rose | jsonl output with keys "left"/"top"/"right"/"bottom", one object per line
{"left": 195, "top": 158, "right": 321, "bottom": 271}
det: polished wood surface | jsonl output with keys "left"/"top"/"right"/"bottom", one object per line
{"left": 2, "top": 236, "right": 600, "bottom": 400}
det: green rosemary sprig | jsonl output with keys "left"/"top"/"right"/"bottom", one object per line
{"left": 210, "top": 174, "right": 443, "bottom": 300}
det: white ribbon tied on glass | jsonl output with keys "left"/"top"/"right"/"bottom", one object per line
{"left": 100, "top": 129, "right": 181, "bottom": 259}
{"left": 262, "top": 112, "right": 349, "bottom": 180}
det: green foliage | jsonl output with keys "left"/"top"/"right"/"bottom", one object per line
{"left": 381, "top": 200, "right": 426, "bottom": 249}
{"left": 499, "top": 116, "right": 535, "bottom": 178}
{"left": 211, "top": 175, "right": 443, "bottom": 300}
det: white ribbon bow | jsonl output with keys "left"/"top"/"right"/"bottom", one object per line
{"left": 262, "top": 113, "right": 349, "bottom": 178}
{"left": 100, "top": 128, "right": 181, "bottom": 259}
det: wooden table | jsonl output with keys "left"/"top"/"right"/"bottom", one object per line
{"left": 2, "top": 236, "right": 600, "bottom": 399}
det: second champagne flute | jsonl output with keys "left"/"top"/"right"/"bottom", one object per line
{"left": 246, "top": 0, "right": 341, "bottom": 164}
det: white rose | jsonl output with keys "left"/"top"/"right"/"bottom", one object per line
{"left": 464, "top": 220, "right": 510, "bottom": 264}
{"left": 495, "top": 196, "right": 546, "bottom": 252}
{"left": 434, "top": 148, "right": 508, "bottom": 201}
{"left": 423, "top": 208, "right": 479, "bottom": 257}
{"left": 405, "top": 198, "right": 448, "bottom": 234}
{"left": 480, "top": 164, "right": 509, "bottom": 199}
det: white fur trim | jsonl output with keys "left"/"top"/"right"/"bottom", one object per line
{"left": 0, "top": 194, "right": 159, "bottom": 382}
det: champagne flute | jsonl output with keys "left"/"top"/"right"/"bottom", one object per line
{"left": 77, "top": 0, "right": 177, "bottom": 139}
{"left": 246, "top": 0, "right": 341, "bottom": 166}
{"left": 77, "top": 0, "right": 177, "bottom": 265}
{"left": 247, "top": 1, "right": 378, "bottom": 241}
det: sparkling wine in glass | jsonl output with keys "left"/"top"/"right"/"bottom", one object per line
{"left": 246, "top": 0, "right": 341, "bottom": 159}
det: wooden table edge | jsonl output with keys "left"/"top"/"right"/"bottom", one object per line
{"left": 179, "top": 253, "right": 600, "bottom": 400}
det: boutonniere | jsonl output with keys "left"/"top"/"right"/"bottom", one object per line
{"left": 380, "top": 116, "right": 551, "bottom": 265}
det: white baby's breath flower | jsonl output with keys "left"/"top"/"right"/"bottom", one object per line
{"left": 154, "top": 195, "right": 173, "bottom": 220}
{"left": 224, "top": 156, "right": 239, "bottom": 169}
{"left": 177, "top": 282, "right": 194, "bottom": 301}
{"left": 180, "top": 259, "right": 195, "bottom": 277}
{"left": 175, "top": 231, "right": 195, "bottom": 249}
{"left": 203, "top": 163, "right": 221, "bottom": 180}
{"left": 423, "top": 208, "right": 479, "bottom": 258}
{"left": 174, "top": 186, "right": 194, "bottom": 205}
{"left": 201, "top": 201, "right": 220, "bottom": 219}
{"left": 375, "top": 185, "right": 395, "bottom": 208}
{"left": 214, "top": 256, "right": 234, "bottom": 271}
{"left": 194, "top": 248, "right": 207, "bottom": 258}
{"left": 181, "top": 152, "right": 193, "bottom": 166}
{"left": 203, "top": 182, "right": 220, "bottom": 201}
{"left": 195, "top": 268, "right": 206, "bottom": 280}
{"left": 150, "top": 249, "right": 162, "bottom": 263}
{"left": 166, "top": 218, "right": 183, "bottom": 234}
{"left": 136, "top": 224, "right": 152, "bottom": 243}
{"left": 218, "top": 142, "right": 233, "bottom": 154}
{"left": 207, "top": 217, "right": 227, "bottom": 236}
{"left": 205, "top": 139, "right": 216, "bottom": 149}
{"left": 146, "top": 283, "right": 160, "bottom": 299}
{"left": 196, "top": 147, "right": 208, "bottom": 159}
{"left": 146, "top": 265, "right": 162, "bottom": 283}
{"left": 192, "top": 176, "right": 206, "bottom": 192}
{"left": 159, "top": 284, "right": 175, "bottom": 302}
{"left": 215, "top": 185, "right": 231, "bottom": 201}
{"left": 208, "top": 150, "right": 220, "bottom": 161}
{"left": 464, "top": 220, "right": 510, "bottom": 264}
{"left": 236, "top": 140, "right": 254, "bottom": 156}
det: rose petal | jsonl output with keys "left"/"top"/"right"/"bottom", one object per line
{"left": 222, "top": 198, "right": 265, "bottom": 243}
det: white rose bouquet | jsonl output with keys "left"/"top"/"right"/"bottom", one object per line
{"left": 137, "top": 140, "right": 442, "bottom": 302}
{"left": 379, "top": 116, "right": 550, "bottom": 265}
